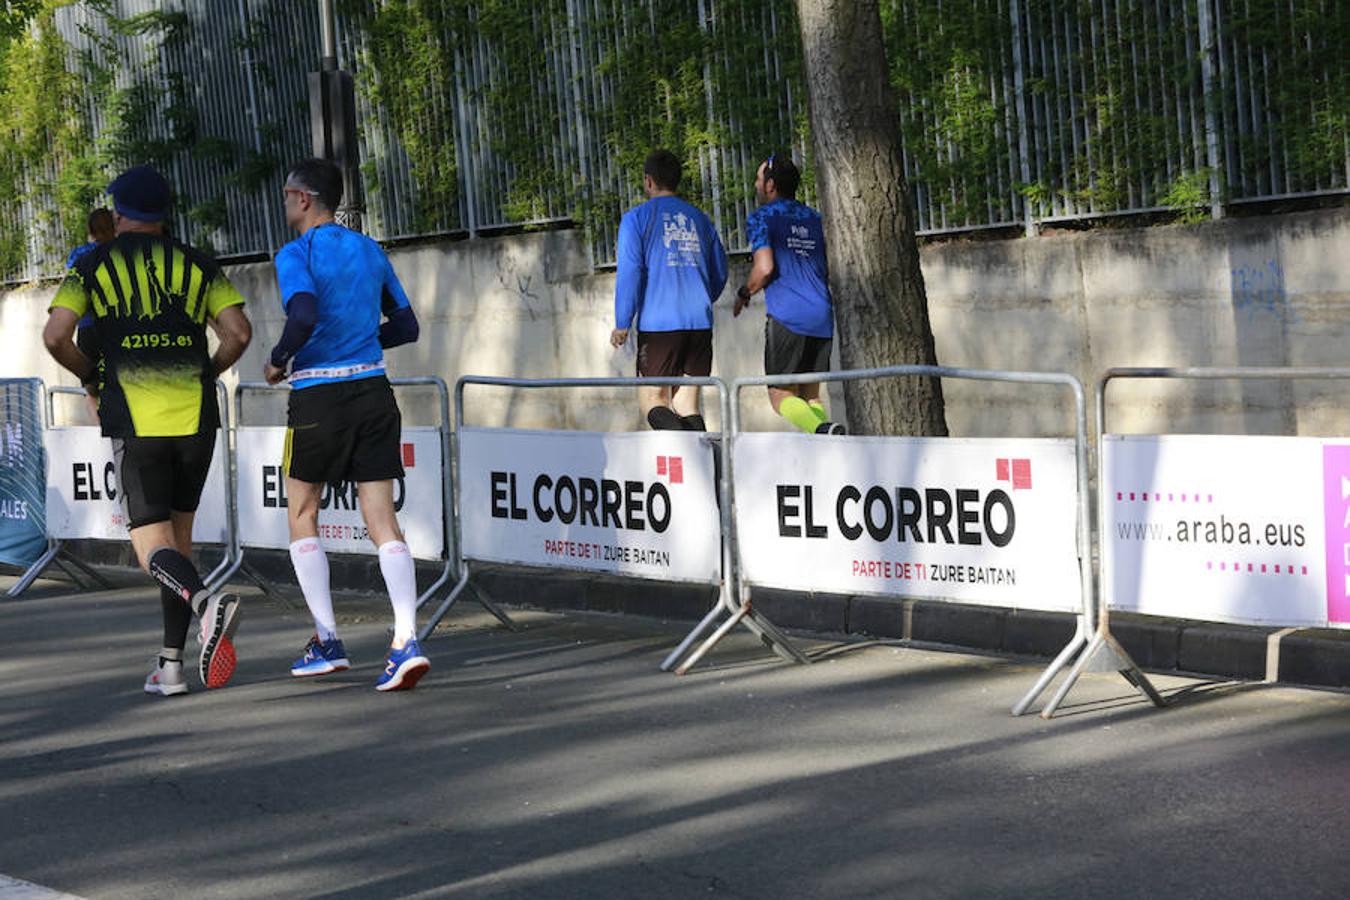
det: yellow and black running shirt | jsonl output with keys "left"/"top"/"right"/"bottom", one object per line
{"left": 50, "top": 232, "right": 245, "bottom": 438}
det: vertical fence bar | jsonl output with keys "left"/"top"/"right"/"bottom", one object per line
{"left": 1195, "top": 0, "right": 1226, "bottom": 218}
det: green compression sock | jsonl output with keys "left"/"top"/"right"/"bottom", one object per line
{"left": 779, "top": 396, "right": 823, "bottom": 434}
{"left": 807, "top": 400, "right": 829, "bottom": 423}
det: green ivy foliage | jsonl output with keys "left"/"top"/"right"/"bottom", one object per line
{"left": 0, "top": 1, "right": 270, "bottom": 277}
{"left": 2, "top": 0, "right": 1345, "bottom": 280}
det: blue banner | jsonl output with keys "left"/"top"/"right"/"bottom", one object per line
{"left": 0, "top": 380, "right": 46, "bottom": 568}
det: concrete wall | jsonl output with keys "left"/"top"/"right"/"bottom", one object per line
{"left": 4, "top": 206, "right": 1347, "bottom": 437}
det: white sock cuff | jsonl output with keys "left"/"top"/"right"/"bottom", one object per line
{"left": 377, "top": 540, "right": 410, "bottom": 557}
{"left": 290, "top": 537, "right": 324, "bottom": 556}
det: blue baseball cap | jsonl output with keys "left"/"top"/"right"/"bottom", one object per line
{"left": 107, "top": 165, "right": 172, "bottom": 222}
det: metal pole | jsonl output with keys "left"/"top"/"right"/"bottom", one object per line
{"left": 1009, "top": 0, "right": 1036, "bottom": 236}
{"left": 204, "top": 381, "right": 239, "bottom": 590}
{"left": 1195, "top": 0, "right": 1225, "bottom": 219}
{"left": 318, "top": 0, "right": 338, "bottom": 71}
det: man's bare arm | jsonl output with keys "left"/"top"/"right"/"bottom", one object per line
{"left": 43, "top": 308, "right": 96, "bottom": 384}
{"left": 208, "top": 305, "right": 253, "bottom": 377}
{"left": 735, "top": 247, "right": 776, "bottom": 316}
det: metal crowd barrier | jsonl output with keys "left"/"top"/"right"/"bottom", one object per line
{"left": 679, "top": 364, "right": 1159, "bottom": 717}
{"left": 1062, "top": 366, "right": 1350, "bottom": 711}
{"left": 228, "top": 377, "right": 512, "bottom": 628}
{"left": 417, "top": 375, "right": 807, "bottom": 672}
{"left": 6, "top": 380, "right": 237, "bottom": 598}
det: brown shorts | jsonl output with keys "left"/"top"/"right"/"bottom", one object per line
{"left": 636, "top": 329, "right": 713, "bottom": 378}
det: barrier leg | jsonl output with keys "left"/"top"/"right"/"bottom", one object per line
{"left": 5, "top": 540, "right": 64, "bottom": 598}
{"left": 674, "top": 585, "right": 810, "bottom": 674}
{"left": 51, "top": 554, "right": 92, "bottom": 590}
{"left": 1038, "top": 629, "right": 1166, "bottom": 719}
{"left": 1011, "top": 626, "right": 1089, "bottom": 716}
{"left": 738, "top": 604, "right": 811, "bottom": 665}
{"left": 203, "top": 546, "right": 236, "bottom": 593}
{"left": 469, "top": 582, "right": 519, "bottom": 630}
{"left": 674, "top": 604, "right": 749, "bottom": 675}
{"left": 237, "top": 559, "right": 296, "bottom": 607}
{"left": 414, "top": 557, "right": 455, "bottom": 612}
{"left": 57, "top": 550, "right": 114, "bottom": 590}
{"left": 205, "top": 542, "right": 244, "bottom": 593}
{"left": 662, "top": 600, "right": 730, "bottom": 671}
{"left": 418, "top": 567, "right": 473, "bottom": 641}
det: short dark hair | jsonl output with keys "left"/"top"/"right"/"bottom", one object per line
{"left": 87, "top": 208, "right": 115, "bottom": 242}
{"left": 644, "top": 149, "right": 682, "bottom": 192}
{"left": 287, "top": 157, "right": 344, "bottom": 211}
{"left": 765, "top": 152, "right": 801, "bottom": 199}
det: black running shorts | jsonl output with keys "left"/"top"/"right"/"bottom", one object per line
{"left": 285, "top": 375, "right": 404, "bottom": 485}
{"left": 636, "top": 329, "right": 714, "bottom": 378}
{"left": 112, "top": 432, "right": 216, "bottom": 530}
{"left": 764, "top": 316, "right": 833, "bottom": 376}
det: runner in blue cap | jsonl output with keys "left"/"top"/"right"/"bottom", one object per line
{"left": 43, "top": 165, "right": 254, "bottom": 696}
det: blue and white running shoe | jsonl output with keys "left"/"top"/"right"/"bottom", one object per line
{"left": 290, "top": 634, "right": 350, "bottom": 677}
{"left": 374, "top": 639, "right": 430, "bottom": 692}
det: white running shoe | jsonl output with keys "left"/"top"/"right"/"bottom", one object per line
{"left": 144, "top": 657, "right": 189, "bottom": 697}
{"left": 197, "top": 592, "right": 242, "bottom": 689}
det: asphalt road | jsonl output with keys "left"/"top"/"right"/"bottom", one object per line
{"left": 1, "top": 577, "right": 1347, "bottom": 899}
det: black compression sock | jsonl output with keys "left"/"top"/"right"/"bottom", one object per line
{"left": 680, "top": 414, "right": 706, "bottom": 432}
{"left": 161, "top": 585, "right": 192, "bottom": 651}
{"left": 148, "top": 547, "right": 208, "bottom": 614}
{"left": 646, "top": 407, "right": 685, "bottom": 430}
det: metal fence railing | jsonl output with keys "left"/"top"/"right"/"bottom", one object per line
{"left": 0, "top": 0, "right": 1341, "bottom": 283}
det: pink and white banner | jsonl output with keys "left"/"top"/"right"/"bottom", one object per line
{"left": 1104, "top": 434, "right": 1350, "bottom": 628}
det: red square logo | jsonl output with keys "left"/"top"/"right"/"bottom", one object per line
{"left": 401, "top": 443, "right": 416, "bottom": 468}
{"left": 1012, "top": 458, "right": 1032, "bottom": 490}
{"left": 996, "top": 459, "right": 1010, "bottom": 481}
{"left": 656, "top": 455, "right": 683, "bottom": 484}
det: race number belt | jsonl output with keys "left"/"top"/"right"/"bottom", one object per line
{"left": 289, "top": 362, "right": 386, "bottom": 384}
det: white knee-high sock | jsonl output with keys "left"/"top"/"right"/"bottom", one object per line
{"left": 290, "top": 537, "right": 337, "bottom": 641}
{"left": 378, "top": 541, "right": 418, "bottom": 644}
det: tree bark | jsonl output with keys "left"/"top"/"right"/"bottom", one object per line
{"left": 795, "top": 0, "right": 947, "bottom": 436}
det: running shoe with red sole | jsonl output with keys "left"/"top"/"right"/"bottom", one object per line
{"left": 198, "top": 592, "right": 242, "bottom": 689}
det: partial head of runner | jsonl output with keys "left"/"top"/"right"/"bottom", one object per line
{"left": 107, "top": 165, "right": 172, "bottom": 230}
{"left": 87, "top": 207, "right": 115, "bottom": 244}
{"left": 284, "top": 157, "right": 343, "bottom": 231}
{"left": 643, "top": 148, "right": 681, "bottom": 198}
{"left": 755, "top": 151, "right": 800, "bottom": 204}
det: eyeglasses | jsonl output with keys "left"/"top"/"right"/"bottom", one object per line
{"left": 282, "top": 186, "right": 319, "bottom": 201}
{"left": 763, "top": 154, "right": 777, "bottom": 181}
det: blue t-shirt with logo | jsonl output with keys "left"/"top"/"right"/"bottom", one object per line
{"left": 273, "top": 223, "right": 412, "bottom": 391}
{"left": 614, "top": 196, "right": 728, "bottom": 333}
{"left": 746, "top": 198, "right": 833, "bottom": 338}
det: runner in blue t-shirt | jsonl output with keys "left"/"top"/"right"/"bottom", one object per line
{"left": 611, "top": 149, "right": 728, "bottom": 431}
{"left": 734, "top": 153, "right": 845, "bottom": 435}
{"left": 264, "top": 157, "right": 430, "bottom": 692}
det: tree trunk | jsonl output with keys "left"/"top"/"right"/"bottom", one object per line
{"left": 795, "top": 0, "right": 947, "bottom": 436}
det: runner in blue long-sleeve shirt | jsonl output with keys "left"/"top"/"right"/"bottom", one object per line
{"left": 610, "top": 149, "right": 728, "bottom": 430}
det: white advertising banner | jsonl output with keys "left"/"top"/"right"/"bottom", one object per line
{"left": 235, "top": 426, "right": 445, "bottom": 560}
{"left": 458, "top": 428, "right": 722, "bottom": 584}
{"left": 734, "top": 433, "right": 1082, "bottom": 612}
{"left": 1103, "top": 434, "right": 1350, "bottom": 629}
{"left": 44, "top": 426, "right": 229, "bottom": 543}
